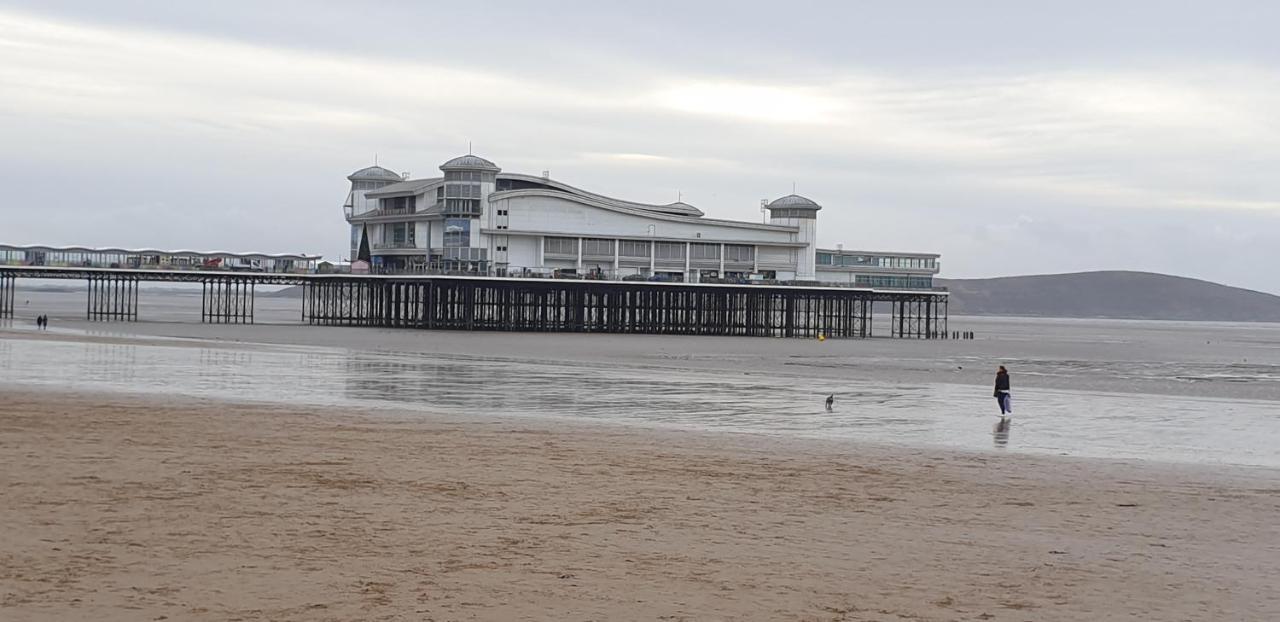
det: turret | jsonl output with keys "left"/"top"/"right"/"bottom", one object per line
{"left": 765, "top": 194, "right": 821, "bottom": 280}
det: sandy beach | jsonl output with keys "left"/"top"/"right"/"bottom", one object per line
{"left": 3, "top": 389, "right": 1278, "bottom": 621}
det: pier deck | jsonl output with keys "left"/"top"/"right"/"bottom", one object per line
{"left": 0, "top": 266, "right": 947, "bottom": 338}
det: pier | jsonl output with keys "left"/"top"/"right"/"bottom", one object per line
{"left": 1, "top": 266, "right": 947, "bottom": 338}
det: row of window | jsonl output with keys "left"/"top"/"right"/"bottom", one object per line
{"left": 542, "top": 237, "right": 756, "bottom": 262}
{"left": 817, "top": 253, "right": 937, "bottom": 269}
{"left": 442, "top": 247, "right": 487, "bottom": 261}
{"left": 386, "top": 223, "right": 415, "bottom": 246}
{"left": 771, "top": 209, "right": 817, "bottom": 219}
{"left": 853, "top": 275, "right": 934, "bottom": 289}
{"left": 1, "top": 250, "right": 304, "bottom": 270}
{"left": 352, "top": 180, "right": 395, "bottom": 191}
{"left": 443, "top": 218, "right": 471, "bottom": 247}
{"left": 445, "top": 183, "right": 482, "bottom": 199}
{"left": 379, "top": 196, "right": 414, "bottom": 212}
{"left": 443, "top": 199, "right": 481, "bottom": 215}
{"left": 444, "top": 170, "right": 495, "bottom": 183}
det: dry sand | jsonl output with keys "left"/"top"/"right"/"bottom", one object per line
{"left": 2, "top": 390, "right": 1278, "bottom": 621}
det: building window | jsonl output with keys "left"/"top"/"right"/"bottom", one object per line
{"left": 444, "top": 199, "right": 480, "bottom": 215}
{"left": 582, "top": 238, "right": 614, "bottom": 256}
{"left": 543, "top": 237, "right": 577, "bottom": 255}
{"left": 619, "top": 240, "right": 650, "bottom": 258}
{"left": 445, "top": 183, "right": 481, "bottom": 199}
{"left": 689, "top": 243, "right": 719, "bottom": 260}
{"left": 443, "top": 218, "right": 471, "bottom": 247}
{"left": 816, "top": 252, "right": 833, "bottom": 265}
{"left": 380, "top": 196, "right": 413, "bottom": 212}
{"left": 723, "top": 245, "right": 754, "bottom": 262}
{"left": 654, "top": 242, "right": 685, "bottom": 261}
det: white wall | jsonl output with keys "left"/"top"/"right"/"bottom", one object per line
{"left": 347, "top": 188, "right": 378, "bottom": 216}
{"left": 815, "top": 269, "right": 856, "bottom": 285}
{"left": 506, "top": 235, "right": 539, "bottom": 270}
{"left": 769, "top": 215, "right": 817, "bottom": 279}
{"left": 495, "top": 194, "right": 797, "bottom": 244}
{"left": 415, "top": 222, "right": 431, "bottom": 249}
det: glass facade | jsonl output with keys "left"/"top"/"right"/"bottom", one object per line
{"left": 854, "top": 275, "right": 934, "bottom": 289}
{"left": 724, "top": 245, "right": 754, "bottom": 263}
{"left": 618, "top": 240, "right": 651, "bottom": 258}
{"left": 689, "top": 243, "right": 720, "bottom": 260}
{"left": 653, "top": 242, "right": 685, "bottom": 261}
{"left": 543, "top": 237, "right": 577, "bottom": 255}
{"left": 582, "top": 238, "right": 614, "bottom": 257}
{"left": 817, "top": 252, "right": 937, "bottom": 270}
{"left": 443, "top": 219, "right": 471, "bottom": 247}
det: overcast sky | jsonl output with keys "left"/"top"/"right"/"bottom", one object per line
{"left": 2, "top": 1, "right": 1278, "bottom": 292}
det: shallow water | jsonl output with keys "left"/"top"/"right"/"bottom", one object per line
{"left": 2, "top": 333, "right": 1278, "bottom": 468}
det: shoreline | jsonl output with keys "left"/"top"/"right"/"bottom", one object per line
{"left": 8, "top": 381, "right": 1280, "bottom": 480}
{"left": 2, "top": 388, "right": 1278, "bottom": 620}
{"left": 6, "top": 319, "right": 1280, "bottom": 402}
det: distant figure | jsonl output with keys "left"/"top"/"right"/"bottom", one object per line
{"left": 994, "top": 365, "right": 1011, "bottom": 416}
{"left": 35, "top": 315, "right": 44, "bottom": 330}
{"left": 824, "top": 394, "right": 834, "bottom": 412}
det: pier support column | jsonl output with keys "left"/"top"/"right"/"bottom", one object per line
{"left": 86, "top": 274, "right": 139, "bottom": 321}
{"left": 202, "top": 276, "right": 254, "bottom": 324}
{"left": 0, "top": 272, "right": 14, "bottom": 319}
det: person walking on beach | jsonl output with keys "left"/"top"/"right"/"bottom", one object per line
{"left": 994, "top": 365, "right": 1011, "bottom": 416}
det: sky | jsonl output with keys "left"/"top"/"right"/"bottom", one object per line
{"left": 1, "top": 1, "right": 1278, "bottom": 292}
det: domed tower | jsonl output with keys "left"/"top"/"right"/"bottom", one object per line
{"left": 438, "top": 154, "right": 501, "bottom": 270}
{"left": 766, "top": 194, "right": 822, "bottom": 280}
{"left": 345, "top": 165, "right": 405, "bottom": 262}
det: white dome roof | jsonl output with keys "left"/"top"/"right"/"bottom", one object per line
{"left": 439, "top": 154, "right": 500, "bottom": 171}
{"left": 347, "top": 165, "right": 403, "bottom": 182}
{"left": 766, "top": 194, "right": 822, "bottom": 210}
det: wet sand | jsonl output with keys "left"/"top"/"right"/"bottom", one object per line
{"left": 9, "top": 304, "right": 1280, "bottom": 401}
{"left": 3, "top": 390, "right": 1278, "bottom": 621}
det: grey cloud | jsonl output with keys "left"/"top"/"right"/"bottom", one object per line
{"left": 1, "top": 3, "right": 1278, "bottom": 292}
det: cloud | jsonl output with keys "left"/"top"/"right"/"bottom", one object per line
{"left": 1, "top": 5, "right": 1279, "bottom": 292}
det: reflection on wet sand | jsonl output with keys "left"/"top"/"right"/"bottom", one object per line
{"left": 2, "top": 335, "right": 1280, "bottom": 467}
{"left": 993, "top": 417, "right": 1011, "bottom": 449}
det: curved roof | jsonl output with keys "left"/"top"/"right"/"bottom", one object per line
{"left": 499, "top": 173, "right": 705, "bottom": 217}
{"left": 767, "top": 194, "right": 822, "bottom": 210}
{"left": 347, "top": 165, "right": 404, "bottom": 182}
{"left": 364, "top": 177, "right": 443, "bottom": 198}
{"left": 440, "top": 154, "right": 500, "bottom": 171}
{"left": 488, "top": 188, "right": 797, "bottom": 233}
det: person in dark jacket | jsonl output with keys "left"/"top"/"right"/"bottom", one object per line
{"left": 994, "top": 365, "right": 1011, "bottom": 416}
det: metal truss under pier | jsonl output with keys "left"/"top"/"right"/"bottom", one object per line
{"left": 202, "top": 276, "right": 256, "bottom": 324}
{"left": 87, "top": 273, "right": 139, "bottom": 321}
{"left": 0, "top": 272, "right": 14, "bottom": 319}
{"left": 303, "top": 277, "right": 948, "bottom": 339}
{"left": 0, "top": 266, "right": 948, "bottom": 338}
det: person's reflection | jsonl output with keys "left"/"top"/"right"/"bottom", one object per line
{"left": 993, "top": 417, "right": 1011, "bottom": 449}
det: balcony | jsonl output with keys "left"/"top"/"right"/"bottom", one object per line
{"left": 372, "top": 241, "right": 426, "bottom": 251}
{"left": 347, "top": 206, "right": 418, "bottom": 220}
